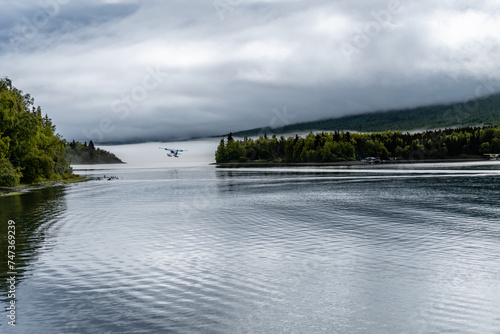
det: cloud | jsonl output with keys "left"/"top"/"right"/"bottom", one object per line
{"left": 1, "top": 0, "right": 500, "bottom": 143}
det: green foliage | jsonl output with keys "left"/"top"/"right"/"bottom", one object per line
{"left": 215, "top": 127, "right": 500, "bottom": 163}
{"left": 0, "top": 77, "right": 73, "bottom": 186}
{"left": 65, "top": 140, "right": 123, "bottom": 164}
{"left": 0, "top": 158, "right": 22, "bottom": 186}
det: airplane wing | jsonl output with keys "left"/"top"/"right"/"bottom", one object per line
{"left": 159, "top": 147, "right": 187, "bottom": 157}
{"left": 159, "top": 147, "right": 187, "bottom": 151}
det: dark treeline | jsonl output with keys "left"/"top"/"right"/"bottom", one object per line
{"left": 0, "top": 78, "right": 72, "bottom": 186}
{"left": 215, "top": 127, "right": 500, "bottom": 163}
{"left": 66, "top": 140, "right": 123, "bottom": 164}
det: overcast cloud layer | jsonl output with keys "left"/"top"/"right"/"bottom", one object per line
{"left": 1, "top": 0, "right": 500, "bottom": 142}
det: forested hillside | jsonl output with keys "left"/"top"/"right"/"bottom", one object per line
{"left": 215, "top": 127, "right": 500, "bottom": 163}
{"left": 0, "top": 78, "right": 73, "bottom": 186}
{"left": 234, "top": 93, "right": 500, "bottom": 137}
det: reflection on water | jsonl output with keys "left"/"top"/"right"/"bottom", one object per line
{"left": 0, "top": 187, "right": 67, "bottom": 300}
{"left": 1, "top": 157, "right": 500, "bottom": 333}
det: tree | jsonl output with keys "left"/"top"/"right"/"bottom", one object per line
{"left": 479, "top": 142, "right": 491, "bottom": 154}
{"left": 0, "top": 77, "right": 72, "bottom": 186}
{"left": 491, "top": 138, "right": 500, "bottom": 153}
{"left": 215, "top": 139, "right": 226, "bottom": 163}
{"left": 0, "top": 158, "right": 21, "bottom": 186}
{"left": 88, "top": 140, "right": 95, "bottom": 158}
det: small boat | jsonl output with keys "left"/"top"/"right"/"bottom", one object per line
{"left": 364, "top": 157, "right": 381, "bottom": 164}
{"left": 484, "top": 154, "right": 500, "bottom": 161}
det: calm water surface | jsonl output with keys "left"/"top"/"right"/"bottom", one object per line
{"left": 1, "top": 141, "right": 500, "bottom": 333}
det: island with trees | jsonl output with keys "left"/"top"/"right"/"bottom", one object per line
{"left": 215, "top": 127, "right": 500, "bottom": 165}
{"left": 0, "top": 77, "right": 122, "bottom": 189}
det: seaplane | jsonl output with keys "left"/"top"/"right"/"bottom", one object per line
{"left": 159, "top": 147, "right": 187, "bottom": 158}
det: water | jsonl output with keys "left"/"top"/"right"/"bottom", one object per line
{"left": 1, "top": 140, "right": 500, "bottom": 333}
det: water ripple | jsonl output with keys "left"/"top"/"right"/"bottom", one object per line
{"left": 2, "top": 164, "right": 499, "bottom": 333}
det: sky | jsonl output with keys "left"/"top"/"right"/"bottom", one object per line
{"left": 1, "top": 0, "right": 500, "bottom": 143}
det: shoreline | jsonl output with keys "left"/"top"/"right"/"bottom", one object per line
{"left": 213, "top": 158, "right": 488, "bottom": 168}
{"left": 70, "top": 161, "right": 126, "bottom": 165}
{"left": 0, "top": 175, "right": 89, "bottom": 197}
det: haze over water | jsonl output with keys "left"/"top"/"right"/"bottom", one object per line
{"left": 1, "top": 140, "right": 500, "bottom": 333}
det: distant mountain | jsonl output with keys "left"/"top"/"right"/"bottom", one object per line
{"left": 233, "top": 93, "right": 500, "bottom": 137}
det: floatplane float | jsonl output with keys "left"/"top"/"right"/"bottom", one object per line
{"left": 159, "top": 147, "right": 187, "bottom": 158}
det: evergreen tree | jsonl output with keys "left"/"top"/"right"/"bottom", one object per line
{"left": 88, "top": 140, "right": 95, "bottom": 158}
{"left": 215, "top": 139, "right": 226, "bottom": 163}
{"left": 0, "top": 77, "right": 72, "bottom": 186}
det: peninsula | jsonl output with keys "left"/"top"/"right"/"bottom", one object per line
{"left": 214, "top": 127, "right": 500, "bottom": 165}
{"left": 0, "top": 77, "right": 122, "bottom": 190}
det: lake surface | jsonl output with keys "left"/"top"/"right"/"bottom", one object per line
{"left": 1, "top": 140, "right": 500, "bottom": 333}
